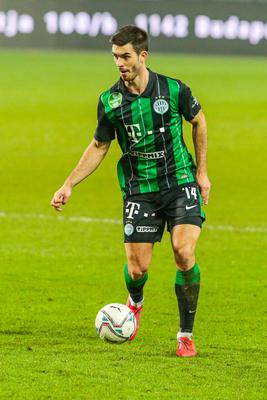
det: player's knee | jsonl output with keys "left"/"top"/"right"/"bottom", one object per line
{"left": 173, "top": 244, "right": 195, "bottom": 269}
{"left": 127, "top": 256, "right": 148, "bottom": 280}
{"left": 129, "top": 269, "right": 146, "bottom": 281}
{"left": 128, "top": 262, "right": 147, "bottom": 280}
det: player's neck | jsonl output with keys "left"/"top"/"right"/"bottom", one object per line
{"left": 125, "top": 67, "right": 149, "bottom": 95}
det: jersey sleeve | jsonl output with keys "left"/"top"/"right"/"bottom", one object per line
{"left": 94, "top": 96, "right": 116, "bottom": 142}
{"left": 178, "top": 81, "right": 201, "bottom": 121}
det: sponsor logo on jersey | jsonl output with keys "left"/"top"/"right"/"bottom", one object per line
{"left": 153, "top": 98, "right": 169, "bottom": 115}
{"left": 108, "top": 92, "right": 122, "bottom": 108}
{"left": 124, "top": 223, "right": 134, "bottom": 236}
{"left": 125, "top": 202, "right": 140, "bottom": 219}
{"left": 136, "top": 226, "right": 159, "bottom": 233}
{"left": 124, "top": 123, "right": 142, "bottom": 143}
{"left": 129, "top": 150, "right": 165, "bottom": 159}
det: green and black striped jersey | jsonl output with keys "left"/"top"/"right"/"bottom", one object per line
{"left": 94, "top": 69, "right": 201, "bottom": 197}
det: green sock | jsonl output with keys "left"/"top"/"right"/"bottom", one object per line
{"left": 175, "top": 263, "right": 200, "bottom": 333}
{"left": 124, "top": 264, "right": 148, "bottom": 304}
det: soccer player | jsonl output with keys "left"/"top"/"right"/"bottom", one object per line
{"left": 51, "top": 26, "right": 211, "bottom": 357}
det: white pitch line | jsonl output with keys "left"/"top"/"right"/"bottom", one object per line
{"left": 0, "top": 211, "right": 121, "bottom": 225}
{"left": 0, "top": 211, "right": 266, "bottom": 233}
{"left": 204, "top": 224, "right": 267, "bottom": 233}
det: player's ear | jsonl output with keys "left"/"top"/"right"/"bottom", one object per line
{"left": 139, "top": 50, "right": 148, "bottom": 63}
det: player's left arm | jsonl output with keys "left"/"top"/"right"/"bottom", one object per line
{"left": 190, "top": 110, "right": 211, "bottom": 205}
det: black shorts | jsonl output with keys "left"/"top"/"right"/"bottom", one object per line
{"left": 123, "top": 183, "right": 205, "bottom": 243}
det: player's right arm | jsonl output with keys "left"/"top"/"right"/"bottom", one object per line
{"left": 51, "top": 138, "right": 111, "bottom": 212}
{"left": 51, "top": 94, "right": 116, "bottom": 211}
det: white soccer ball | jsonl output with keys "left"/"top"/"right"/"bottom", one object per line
{"left": 95, "top": 303, "right": 136, "bottom": 343}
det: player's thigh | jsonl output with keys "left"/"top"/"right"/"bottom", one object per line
{"left": 125, "top": 242, "right": 154, "bottom": 272}
{"left": 171, "top": 224, "right": 201, "bottom": 256}
{"left": 165, "top": 183, "right": 205, "bottom": 233}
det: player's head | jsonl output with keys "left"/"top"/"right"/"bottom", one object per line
{"left": 110, "top": 25, "right": 149, "bottom": 82}
{"left": 111, "top": 25, "right": 148, "bottom": 54}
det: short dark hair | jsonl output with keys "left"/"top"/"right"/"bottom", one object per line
{"left": 110, "top": 25, "right": 149, "bottom": 54}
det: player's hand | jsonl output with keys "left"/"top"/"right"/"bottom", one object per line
{"left": 51, "top": 185, "right": 72, "bottom": 212}
{"left": 196, "top": 173, "right": 211, "bottom": 205}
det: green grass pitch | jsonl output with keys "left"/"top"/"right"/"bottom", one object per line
{"left": 0, "top": 49, "right": 266, "bottom": 399}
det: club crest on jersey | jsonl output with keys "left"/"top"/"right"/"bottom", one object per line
{"left": 124, "top": 223, "right": 134, "bottom": 236}
{"left": 108, "top": 92, "right": 122, "bottom": 109}
{"left": 153, "top": 98, "right": 169, "bottom": 115}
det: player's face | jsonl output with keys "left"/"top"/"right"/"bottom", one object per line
{"left": 112, "top": 43, "right": 147, "bottom": 82}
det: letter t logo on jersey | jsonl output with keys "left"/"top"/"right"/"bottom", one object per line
{"left": 125, "top": 202, "right": 140, "bottom": 219}
{"left": 124, "top": 123, "right": 142, "bottom": 143}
